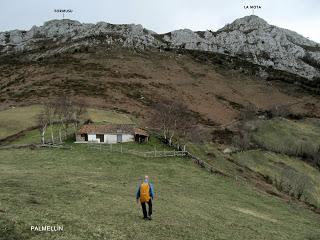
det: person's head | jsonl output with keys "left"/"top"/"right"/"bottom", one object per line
{"left": 144, "top": 175, "right": 149, "bottom": 183}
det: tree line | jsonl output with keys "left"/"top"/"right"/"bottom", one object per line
{"left": 37, "top": 96, "right": 87, "bottom": 144}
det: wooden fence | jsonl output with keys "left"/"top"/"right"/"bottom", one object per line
{"left": 151, "top": 133, "right": 227, "bottom": 176}
{"left": 86, "top": 143, "right": 187, "bottom": 158}
{"left": 144, "top": 150, "right": 187, "bottom": 158}
{"left": 185, "top": 151, "right": 227, "bottom": 176}
{"left": 85, "top": 141, "right": 224, "bottom": 175}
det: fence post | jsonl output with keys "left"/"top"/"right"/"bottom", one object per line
{"left": 121, "top": 144, "right": 123, "bottom": 154}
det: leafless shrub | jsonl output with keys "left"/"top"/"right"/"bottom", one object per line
{"left": 269, "top": 105, "right": 290, "bottom": 118}
{"left": 189, "top": 126, "right": 212, "bottom": 144}
{"left": 310, "top": 150, "right": 320, "bottom": 169}
{"left": 274, "top": 167, "right": 310, "bottom": 201}
{"left": 232, "top": 131, "right": 251, "bottom": 150}
{"left": 239, "top": 104, "right": 258, "bottom": 121}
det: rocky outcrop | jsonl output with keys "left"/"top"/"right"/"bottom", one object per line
{"left": 162, "top": 16, "right": 320, "bottom": 80}
{"left": 0, "top": 19, "right": 161, "bottom": 57}
{"left": 0, "top": 15, "right": 319, "bottom": 81}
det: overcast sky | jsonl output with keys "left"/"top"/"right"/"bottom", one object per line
{"left": 0, "top": 0, "right": 319, "bottom": 42}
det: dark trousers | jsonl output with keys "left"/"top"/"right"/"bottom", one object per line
{"left": 141, "top": 199, "right": 152, "bottom": 218}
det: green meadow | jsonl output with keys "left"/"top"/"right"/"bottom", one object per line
{"left": 1, "top": 140, "right": 320, "bottom": 240}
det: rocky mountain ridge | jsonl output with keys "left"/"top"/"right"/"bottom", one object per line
{"left": 0, "top": 15, "right": 319, "bottom": 81}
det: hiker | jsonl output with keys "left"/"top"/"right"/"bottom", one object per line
{"left": 136, "top": 175, "right": 154, "bottom": 220}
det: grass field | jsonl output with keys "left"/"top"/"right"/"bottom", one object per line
{"left": 0, "top": 105, "right": 135, "bottom": 141}
{"left": 1, "top": 139, "right": 320, "bottom": 240}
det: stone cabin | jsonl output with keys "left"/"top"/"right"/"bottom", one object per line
{"left": 75, "top": 124, "right": 149, "bottom": 144}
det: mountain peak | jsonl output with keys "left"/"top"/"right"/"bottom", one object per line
{"left": 221, "top": 15, "right": 269, "bottom": 32}
{"left": 43, "top": 19, "right": 81, "bottom": 27}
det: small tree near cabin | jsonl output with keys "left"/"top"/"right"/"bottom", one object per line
{"left": 151, "top": 100, "right": 195, "bottom": 149}
{"left": 37, "top": 112, "right": 49, "bottom": 144}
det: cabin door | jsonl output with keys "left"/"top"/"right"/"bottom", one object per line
{"left": 96, "top": 134, "right": 104, "bottom": 143}
{"left": 81, "top": 134, "right": 88, "bottom": 141}
{"left": 117, "top": 134, "right": 122, "bottom": 143}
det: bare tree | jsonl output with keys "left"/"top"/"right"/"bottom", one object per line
{"left": 151, "top": 100, "right": 196, "bottom": 148}
{"left": 54, "top": 96, "right": 74, "bottom": 141}
{"left": 50, "top": 96, "right": 88, "bottom": 142}
{"left": 38, "top": 96, "right": 87, "bottom": 144}
{"left": 44, "top": 100, "right": 56, "bottom": 143}
{"left": 37, "top": 113, "right": 49, "bottom": 144}
{"left": 72, "top": 100, "right": 88, "bottom": 130}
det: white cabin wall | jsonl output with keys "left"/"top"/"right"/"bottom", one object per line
{"left": 105, "top": 134, "right": 117, "bottom": 144}
{"left": 88, "top": 134, "right": 98, "bottom": 142}
{"left": 122, "top": 134, "right": 134, "bottom": 142}
{"left": 85, "top": 133, "right": 134, "bottom": 143}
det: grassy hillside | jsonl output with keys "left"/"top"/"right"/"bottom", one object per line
{"left": 0, "top": 105, "right": 42, "bottom": 139}
{"left": 87, "top": 108, "right": 134, "bottom": 124}
{"left": 186, "top": 118, "right": 320, "bottom": 210}
{"left": 251, "top": 118, "right": 320, "bottom": 156}
{"left": 186, "top": 142, "right": 240, "bottom": 176}
{"left": 0, "top": 105, "right": 135, "bottom": 141}
{"left": 234, "top": 150, "right": 320, "bottom": 208}
{"left": 0, "top": 140, "right": 320, "bottom": 240}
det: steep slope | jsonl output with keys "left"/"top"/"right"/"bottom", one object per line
{"left": 1, "top": 48, "right": 320, "bottom": 125}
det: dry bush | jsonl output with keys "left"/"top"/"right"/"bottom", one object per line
{"left": 274, "top": 167, "right": 310, "bottom": 201}
{"left": 269, "top": 105, "right": 291, "bottom": 118}
{"left": 232, "top": 131, "right": 251, "bottom": 150}
{"left": 189, "top": 126, "right": 212, "bottom": 144}
{"left": 310, "top": 150, "right": 320, "bottom": 169}
{"left": 240, "top": 104, "right": 258, "bottom": 121}
{"left": 259, "top": 140, "right": 319, "bottom": 161}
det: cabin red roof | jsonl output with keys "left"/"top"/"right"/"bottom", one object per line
{"left": 78, "top": 124, "right": 149, "bottom": 136}
{"left": 133, "top": 128, "right": 149, "bottom": 137}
